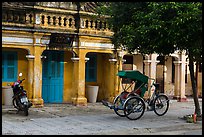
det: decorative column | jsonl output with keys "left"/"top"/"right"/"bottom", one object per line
{"left": 117, "top": 52, "right": 124, "bottom": 96}
{"left": 29, "top": 33, "right": 45, "bottom": 107}
{"left": 43, "top": 14, "right": 48, "bottom": 27}
{"left": 92, "top": 21, "right": 96, "bottom": 30}
{"left": 26, "top": 55, "right": 34, "bottom": 100}
{"left": 173, "top": 61, "right": 180, "bottom": 99}
{"left": 109, "top": 58, "right": 118, "bottom": 102}
{"left": 180, "top": 66, "right": 187, "bottom": 101}
{"left": 88, "top": 20, "right": 91, "bottom": 29}
{"left": 179, "top": 52, "right": 187, "bottom": 102}
{"left": 114, "top": 59, "right": 120, "bottom": 98}
{"left": 26, "top": 13, "right": 32, "bottom": 24}
{"left": 31, "top": 46, "right": 44, "bottom": 107}
{"left": 71, "top": 17, "right": 75, "bottom": 29}
{"left": 144, "top": 54, "right": 160, "bottom": 97}
{"left": 173, "top": 60, "right": 187, "bottom": 102}
{"left": 71, "top": 55, "right": 87, "bottom": 106}
{"left": 143, "top": 60, "right": 151, "bottom": 79}
{"left": 50, "top": 16, "right": 53, "bottom": 26}
{"left": 150, "top": 54, "right": 160, "bottom": 80}
{"left": 143, "top": 60, "right": 151, "bottom": 98}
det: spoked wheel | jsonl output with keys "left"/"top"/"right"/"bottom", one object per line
{"left": 153, "top": 94, "right": 169, "bottom": 116}
{"left": 113, "top": 95, "right": 126, "bottom": 117}
{"left": 124, "top": 96, "right": 145, "bottom": 120}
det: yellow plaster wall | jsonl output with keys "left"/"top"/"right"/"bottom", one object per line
{"left": 63, "top": 51, "right": 74, "bottom": 103}
{"left": 79, "top": 36, "right": 112, "bottom": 44}
{"left": 98, "top": 54, "right": 114, "bottom": 102}
{"left": 96, "top": 54, "right": 109, "bottom": 101}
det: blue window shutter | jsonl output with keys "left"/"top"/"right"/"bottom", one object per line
{"left": 86, "top": 53, "right": 97, "bottom": 82}
{"left": 2, "top": 51, "right": 17, "bottom": 82}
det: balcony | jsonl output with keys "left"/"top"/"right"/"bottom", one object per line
{"left": 2, "top": 6, "right": 113, "bottom": 38}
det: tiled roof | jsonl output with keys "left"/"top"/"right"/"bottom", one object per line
{"left": 83, "top": 2, "right": 99, "bottom": 13}
{"left": 2, "top": 2, "right": 34, "bottom": 7}
{"left": 3, "top": 2, "right": 103, "bottom": 13}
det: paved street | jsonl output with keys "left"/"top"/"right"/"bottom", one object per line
{"left": 2, "top": 98, "right": 202, "bottom": 135}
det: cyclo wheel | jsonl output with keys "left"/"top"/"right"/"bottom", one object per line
{"left": 124, "top": 96, "right": 145, "bottom": 120}
{"left": 113, "top": 94, "right": 126, "bottom": 117}
{"left": 153, "top": 94, "right": 169, "bottom": 116}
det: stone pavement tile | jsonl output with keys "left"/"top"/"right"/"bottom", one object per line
{"left": 2, "top": 98, "right": 202, "bottom": 135}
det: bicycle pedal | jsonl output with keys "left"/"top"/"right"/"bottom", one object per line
{"left": 102, "top": 100, "right": 115, "bottom": 109}
{"left": 108, "top": 104, "right": 115, "bottom": 109}
{"left": 147, "top": 106, "right": 153, "bottom": 111}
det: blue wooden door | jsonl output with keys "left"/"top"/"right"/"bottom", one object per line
{"left": 42, "top": 51, "right": 64, "bottom": 103}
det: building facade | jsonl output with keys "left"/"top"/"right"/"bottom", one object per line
{"left": 121, "top": 51, "right": 202, "bottom": 100}
{"left": 2, "top": 2, "right": 202, "bottom": 107}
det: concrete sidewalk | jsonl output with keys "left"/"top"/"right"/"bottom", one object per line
{"left": 2, "top": 98, "right": 202, "bottom": 135}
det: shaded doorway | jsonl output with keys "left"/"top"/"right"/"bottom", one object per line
{"left": 42, "top": 50, "right": 64, "bottom": 103}
{"left": 156, "top": 56, "right": 165, "bottom": 93}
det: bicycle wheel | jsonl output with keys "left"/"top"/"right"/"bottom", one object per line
{"left": 153, "top": 94, "right": 169, "bottom": 116}
{"left": 124, "top": 96, "right": 145, "bottom": 120}
{"left": 113, "top": 95, "right": 126, "bottom": 117}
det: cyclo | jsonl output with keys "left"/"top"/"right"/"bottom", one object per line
{"left": 102, "top": 70, "right": 170, "bottom": 120}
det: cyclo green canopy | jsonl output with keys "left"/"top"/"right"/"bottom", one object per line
{"left": 117, "top": 70, "right": 149, "bottom": 83}
{"left": 117, "top": 70, "right": 149, "bottom": 97}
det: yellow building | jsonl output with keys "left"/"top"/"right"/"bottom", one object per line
{"left": 2, "top": 2, "right": 202, "bottom": 107}
{"left": 2, "top": 2, "right": 121, "bottom": 107}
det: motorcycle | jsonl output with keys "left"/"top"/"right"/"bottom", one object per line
{"left": 11, "top": 73, "right": 32, "bottom": 116}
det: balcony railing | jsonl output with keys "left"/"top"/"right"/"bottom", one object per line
{"left": 2, "top": 9, "right": 34, "bottom": 28}
{"left": 2, "top": 7, "right": 113, "bottom": 37}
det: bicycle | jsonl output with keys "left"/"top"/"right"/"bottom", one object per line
{"left": 102, "top": 70, "right": 170, "bottom": 120}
